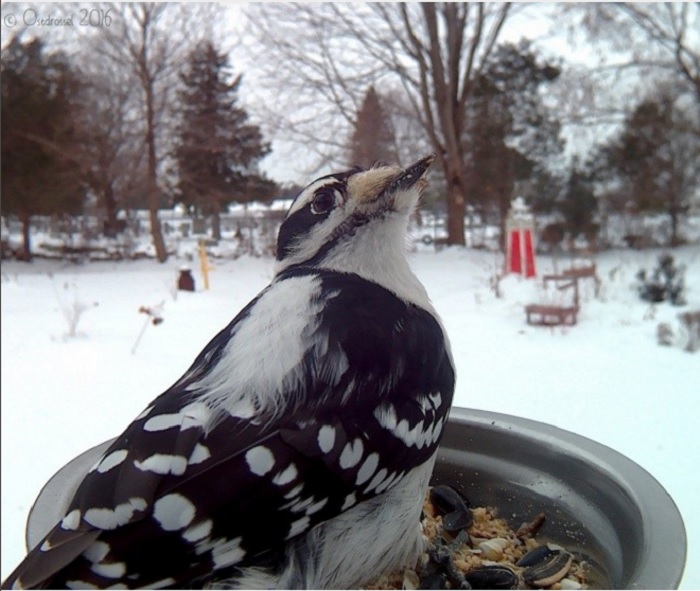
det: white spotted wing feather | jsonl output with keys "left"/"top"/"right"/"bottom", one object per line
{"left": 3, "top": 268, "right": 453, "bottom": 590}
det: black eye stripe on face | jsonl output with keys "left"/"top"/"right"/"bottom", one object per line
{"left": 276, "top": 167, "right": 363, "bottom": 263}
{"left": 277, "top": 182, "right": 344, "bottom": 261}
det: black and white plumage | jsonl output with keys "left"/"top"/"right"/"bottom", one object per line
{"left": 2, "top": 154, "right": 455, "bottom": 590}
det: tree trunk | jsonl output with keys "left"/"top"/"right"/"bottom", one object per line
{"left": 499, "top": 205, "right": 508, "bottom": 255}
{"left": 212, "top": 207, "right": 222, "bottom": 241}
{"left": 145, "top": 83, "right": 168, "bottom": 263}
{"left": 499, "top": 156, "right": 515, "bottom": 253}
{"left": 20, "top": 211, "right": 32, "bottom": 261}
{"left": 668, "top": 164, "right": 680, "bottom": 248}
{"left": 669, "top": 207, "right": 679, "bottom": 248}
{"left": 103, "top": 184, "right": 120, "bottom": 238}
{"left": 444, "top": 163, "right": 466, "bottom": 246}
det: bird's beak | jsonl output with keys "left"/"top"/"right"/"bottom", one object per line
{"left": 349, "top": 154, "right": 437, "bottom": 208}
{"left": 384, "top": 154, "right": 437, "bottom": 196}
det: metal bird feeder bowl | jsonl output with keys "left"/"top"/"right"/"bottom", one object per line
{"left": 25, "top": 408, "right": 686, "bottom": 589}
{"left": 432, "top": 409, "right": 687, "bottom": 589}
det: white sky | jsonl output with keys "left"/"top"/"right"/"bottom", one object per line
{"left": 1, "top": 3, "right": 691, "bottom": 187}
{"left": 220, "top": 3, "right": 620, "bottom": 186}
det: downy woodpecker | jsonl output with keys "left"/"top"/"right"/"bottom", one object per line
{"left": 3, "top": 154, "right": 455, "bottom": 590}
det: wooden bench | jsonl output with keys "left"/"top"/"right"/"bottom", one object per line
{"left": 561, "top": 264, "right": 601, "bottom": 297}
{"left": 525, "top": 304, "right": 578, "bottom": 326}
{"left": 525, "top": 275, "right": 580, "bottom": 327}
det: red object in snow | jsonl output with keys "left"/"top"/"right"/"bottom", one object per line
{"left": 506, "top": 198, "right": 537, "bottom": 278}
{"left": 509, "top": 230, "right": 522, "bottom": 274}
{"left": 523, "top": 230, "right": 536, "bottom": 278}
{"left": 178, "top": 268, "right": 196, "bottom": 292}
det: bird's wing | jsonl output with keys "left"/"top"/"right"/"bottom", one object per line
{"left": 2, "top": 272, "right": 454, "bottom": 590}
{"left": 4, "top": 397, "right": 449, "bottom": 589}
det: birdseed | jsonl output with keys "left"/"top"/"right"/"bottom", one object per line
{"left": 365, "top": 487, "right": 589, "bottom": 589}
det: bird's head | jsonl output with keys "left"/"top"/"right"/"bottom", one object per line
{"left": 275, "top": 154, "right": 436, "bottom": 282}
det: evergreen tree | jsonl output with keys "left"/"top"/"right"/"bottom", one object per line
{"left": 174, "top": 41, "right": 276, "bottom": 239}
{"left": 592, "top": 93, "right": 699, "bottom": 247}
{"left": 559, "top": 162, "right": 598, "bottom": 243}
{"left": 464, "top": 42, "right": 563, "bottom": 250}
{"left": 349, "top": 86, "right": 396, "bottom": 168}
{"left": 1, "top": 37, "right": 84, "bottom": 260}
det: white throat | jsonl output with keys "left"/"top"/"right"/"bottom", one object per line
{"left": 316, "top": 214, "right": 434, "bottom": 313}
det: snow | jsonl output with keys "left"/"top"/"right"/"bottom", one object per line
{"left": 1, "top": 244, "right": 698, "bottom": 587}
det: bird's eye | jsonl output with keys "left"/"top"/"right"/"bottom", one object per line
{"left": 311, "top": 189, "right": 336, "bottom": 215}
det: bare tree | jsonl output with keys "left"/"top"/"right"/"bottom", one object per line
{"left": 92, "top": 3, "right": 216, "bottom": 262}
{"left": 567, "top": 4, "right": 700, "bottom": 118}
{"left": 382, "top": 89, "right": 436, "bottom": 170}
{"left": 248, "top": 3, "right": 513, "bottom": 245}
{"left": 74, "top": 67, "right": 147, "bottom": 236}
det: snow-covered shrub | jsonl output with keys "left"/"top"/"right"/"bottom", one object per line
{"left": 679, "top": 311, "right": 700, "bottom": 353}
{"left": 656, "top": 322, "right": 674, "bottom": 346}
{"left": 48, "top": 273, "right": 98, "bottom": 338}
{"left": 656, "top": 311, "right": 700, "bottom": 353}
{"left": 636, "top": 254, "right": 687, "bottom": 306}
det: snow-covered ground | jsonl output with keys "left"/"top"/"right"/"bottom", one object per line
{"left": 2, "top": 244, "right": 698, "bottom": 587}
